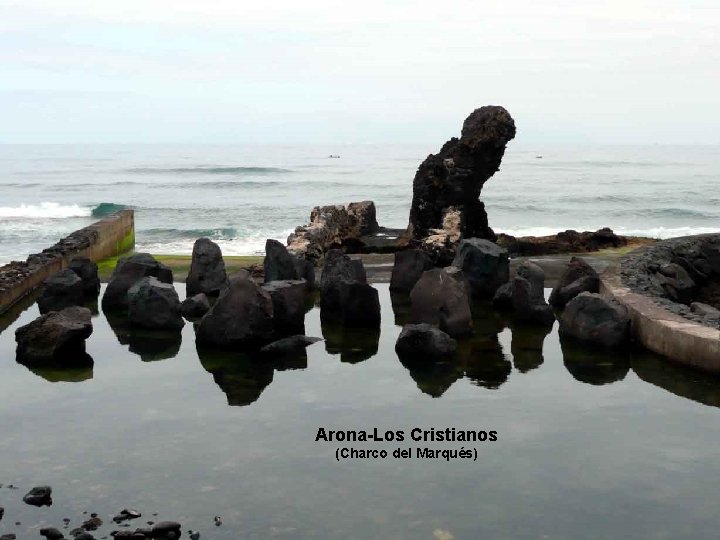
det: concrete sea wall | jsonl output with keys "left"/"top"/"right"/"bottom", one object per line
{"left": 0, "top": 210, "right": 134, "bottom": 315}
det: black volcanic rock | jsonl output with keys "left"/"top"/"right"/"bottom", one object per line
{"left": 37, "top": 269, "right": 84, "bottom": 314}
{"left": 16, "top": 307, "right": 93, "bottom": 366}
{"left": 102, "top": 253, "right": 173, "bottom": 312}
{"left": 22, "top": 486, "right": 52, "bottom": 507}
{"left": 407, "top": 106, "right": 516, "bottom": 242}
{"left": 186, "top": 237, "right": 228, "bottom": 297}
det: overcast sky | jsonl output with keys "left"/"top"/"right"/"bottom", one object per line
{"left": 1, "top": 0, "right": 718, "bottom": 145}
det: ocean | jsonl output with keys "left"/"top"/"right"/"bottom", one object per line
{"left": 0, "top": 144, "right": 718, "bottom": 265}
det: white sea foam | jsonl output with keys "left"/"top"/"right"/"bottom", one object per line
{"left": 136, "top": 230, "right": 295, "bottom": 256}
{"left": 0, "top": 202, "right": 92, "bottom": 219}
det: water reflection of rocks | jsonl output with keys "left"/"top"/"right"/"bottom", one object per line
{"left": 105, "top": 310, "right": 182, "bottom": 362}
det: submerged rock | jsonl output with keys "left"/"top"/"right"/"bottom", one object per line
{"left": 186, "top": 238, "right": 228, "bottom": 297}
{"left": 559, "top": 292, "right": 630, "bottom": 348}
{"left": 390, "top": 249, "right": 433, "bottom": 293}
{"left": 39, "top": 528, "right": 64, "bottom": 540}
{"left": 395, "top": 323, "right": 457, "bottom": 360}
{"left": 407, "top": 106, "right": 516, "bottom": 244}
{"left": 128, "top": 277, "right": 184, "bottom": 330}
{"left": 16, "top": 307, "right": 93, "bottom": 366}
{"left": 410, "top": 268, "right": 472, "bottom": 338}
{"left": 151, "top": 521, "right": 182, "bottom": 538}
{"left": 23, "top": 486, "right": 52, "bottom": 507}
{"left": 451, "top": 238, "right": 509, "bottom": 298}
{"left": 549, "top": 256, "right": 599, "bottom": 307}
{"left": 68, "top": 256, "right": 101, "bottom": 297}
{"left": 37, "top": 269, "right": 85, "bottom": 314}
{"left": 260, "top": 335, "right": 322, "bottom": 355}
{"left": 180, "top": 293, "right": 210, "bottom": 319}
{"left": 196, "top": 273, "right": 274, "bottom": 349}
{"left": 102, "top": 253, "right": 173, "bottom": 312}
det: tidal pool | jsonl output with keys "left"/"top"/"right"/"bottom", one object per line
{"left": 1, "top": 284, "right": 720, "bottom": 539}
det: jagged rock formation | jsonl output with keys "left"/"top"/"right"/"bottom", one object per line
{"left": 15, "top": 307, "right": 93, "bottom": 366}
{"left": 186, "top": 238, "right": 228, "bottom": 297}
{"left": 406, "top": 106, "right": 516, "bottom": 255}
{"left": 287, "top": 201, "right": 379, "bottom": 261}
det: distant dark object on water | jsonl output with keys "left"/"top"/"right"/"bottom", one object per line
{"left": 536, "top": 155, "right": 543, "bottom": 159}
{"left": 328, "top": 154, "right": 341, "bottom": 158}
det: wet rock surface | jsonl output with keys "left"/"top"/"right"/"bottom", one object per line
{"left": 264, "top": 239, "right": 300, "bottom": 282}
{"left": 319, "top": 250, "right": 379, "bottom": 326}
{"left": 395, "top": 323, "right": 457, "bottom": 360}
{"left": 410, "top": 268, "right": 473, "bottom": 338}
{"left": 494, "top": 261, "right": 554, "bottom": 325}
{"left": 23, "top": 486, "right": 53, "bottom": 507}
{"left": 261, "top": 279, "right": 307, "bottom": 333}
{"left": 196, "top": 272, "right": 274, "bottom": 349}
{"left": 559, "top": 292, "right": 630, "bottom": 348}
{"left": 451, "top": 238, "right": 509, "bottom": 298}
{"left": 389, "top": 249, "right": 433, "bottom": 293}
{"left": 15, "top": 307, "right": 93, "bottom": 366}
{"left": 102, "top": 254, "right": 173, "bottom": 312}
{"left": 128, "top": 277, "right": 184, "bottom": 331}
{"left": 68, "top": 257, "right": 101, "bottom": 297}
{"left": 186, "top": 238, "right": 228, "bottom": 297}
{"left": 260, "top": 335, "right": 322, "bottom": 355}
{"left": 619, "top": 234, "right": 720, "bottom": 327}
{"left": 407, "top": 106, "right": 515, "bottom": 247}
{"left": 37, "top": 269, "right": 85, "bottom": 314}
{"left": 180, "top": 293, "right": 210, "bottom": 319}
{"left": 549, "top": 256, "right": 600, "bottom": 307}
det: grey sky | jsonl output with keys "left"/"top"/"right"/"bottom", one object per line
{"left": 1, "top": 0, "right": 718, "bottom": 144}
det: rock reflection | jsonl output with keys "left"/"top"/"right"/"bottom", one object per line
{"left": 18, "top": 351, "right": 94, "bottom": 382}
{"left": 560, "top": 336, "right": 630, "bottom": 385}
{"left": 399, "top": 354, "right": 464, "bottom": 397}
{"left": 196, "top": 346, "right": 274, "bottom": 406}
{"left": 321, "top": 321, "right": 380, "bottom": 364}
{"left": 508, "top": 322, "right": 552, "bottom": 373}
{"left": 105, "top": 310, "right": 182, "bottom": 362}
{"left": 390, "top": 292, "right": 412, "bottom": 327}
{"left": 460, "top": 334, "right": 512, "bottom": 389}
{"left": 632, "top": 352, "right": 720, "bottom": 408}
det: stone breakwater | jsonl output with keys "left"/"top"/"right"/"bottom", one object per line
{"left": 0, "top": 210, "right": 134, "bottom": 315}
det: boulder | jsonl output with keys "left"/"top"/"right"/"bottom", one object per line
{"left": 264, "top": 238, "right": 299, "bottom": 282}
{"left": 128, "top": 277, "right": 184, "bottom": 330}
{"left": 395, "top": 323, "right": 457, "bottom": 360}
{"left": 410, "top": 268, "right": 473, "bottom": 338}
{"left": 549, "top": 257, "right": 600, "bottom": 307}
{"left": 196, "top": 273, "right": 274, "bottom": 348}
{"left": 39, "top": 528, "right": 64, "bottom": 540}
{"left": 260, "top": 335, "right": 322, "bottom": 355}
{"left": 652, "top": 262, "right": 696, "bottom": 304}
{"left": 186, "top": 237, "right": 228, "bottom": 297}
{"left": 493, "top": 262, "right": 553, "bottom": 325}
{"left": 15, "top": 307, "right": 92, "bottom": 366}
{"left": 22, "top": 486, "right": 52, "bottom": 507}
{"left": 151, "top": 521, "right": 181, "bottom": 538}
{"left": 102, "top": 253, "right": 173, "bottom": 311}
{"left": 68, "top": 256, "right": 101, "bottom": 296}
{"left": 261, "top": 279, "right": 307, "bottom": 333}
{"left": 287, "top": 201, "right": 379, "bottom": 261}
{"left": 407, "top": 106, "right": 516, "bottom": 242}
{"left": 347, "top": 200, "right": 379, "bottom": 236}
{"left": 293, "top": 255, "right": 316, "bottom": 290}
{"left": 320, "top": 280, "right": 381, "bottom": 327}
{"left": 451, "top": 238, "right": 509, "bottom": 297}
{"left": 390, "top": 249, "right": 433, "bottom": 292}
{"left": 180, "top": 293, "right": 210, "bottom": 319}
{"left": 559, "top": 292, "right": 630, "bottom": 348}
{"left": 690, "top": 302, "right": 720, "bottom": 319}
{"left": 510, "top": 275, "right": 554, "bottom": 325}
{"left": 37, "top": 268, "right": 85, "bottom": 313}
{"left": 320, "top": 250, "right": 366, "bottom": 291}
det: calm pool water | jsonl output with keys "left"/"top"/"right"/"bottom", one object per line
{"left": 1, "top": 283, "right": 720, "bottom": 539}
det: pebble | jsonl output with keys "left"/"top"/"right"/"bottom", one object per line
{"left": 39, "top": 527, "right": 64, "bottom": 540}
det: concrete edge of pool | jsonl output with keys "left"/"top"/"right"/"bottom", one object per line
{"left": 600, "top": 267, "right": 720, "bottom": 373}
